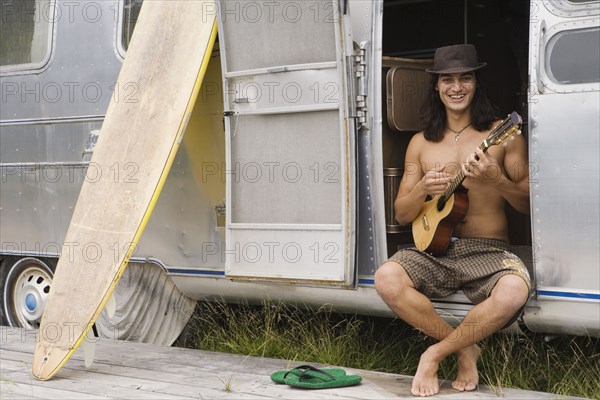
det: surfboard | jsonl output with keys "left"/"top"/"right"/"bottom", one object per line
{"left": 32, "top": 1, "right": 218, "bottom": 380}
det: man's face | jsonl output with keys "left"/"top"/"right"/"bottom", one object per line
{"left": 435, "top": 72, "right": 476, "bottom": 113}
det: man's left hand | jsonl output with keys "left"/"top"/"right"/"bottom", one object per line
{"left": 462, "top": 147, "right": 503, "bottom": 185}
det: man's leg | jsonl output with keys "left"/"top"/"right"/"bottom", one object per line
{"left": 375, "top": 261, "right": 453, "bottom": 341}
{"left": 375, "top": 261, "right": 460, "bottom": 397}
{"left": 411, "top": 274, "right": 529, "bottom": 397}
{"left": 375, "top": 263, "right": 529, "bottom": 397}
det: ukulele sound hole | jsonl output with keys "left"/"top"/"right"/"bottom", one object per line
{"left": 436, "top": 197, "right": 446, "bottom": 212}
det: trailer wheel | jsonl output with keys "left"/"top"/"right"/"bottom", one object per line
{"left": 0, "top": 257, "right": 56, "bottom": 328}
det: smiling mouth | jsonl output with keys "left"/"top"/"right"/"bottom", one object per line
{"left": 449, "top": 94, "right": 466, "bottom": 101}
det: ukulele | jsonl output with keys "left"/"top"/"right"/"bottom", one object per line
{"left": 412, "top": 112, "right": 523, "bottom": 255}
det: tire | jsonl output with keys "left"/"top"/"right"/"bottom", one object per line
{"left": 0, "top": 257, "right": 56, "bottom": 328}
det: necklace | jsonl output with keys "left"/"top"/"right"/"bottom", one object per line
{"left": 448, "top": 123, "right": 471, "bottom": 141}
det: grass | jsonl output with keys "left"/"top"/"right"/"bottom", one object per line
{"left": 217, "top": 375, "right": 234, "bottom": 392}
{"left": 176, "top": 300, "right": 600, "bottom": 399}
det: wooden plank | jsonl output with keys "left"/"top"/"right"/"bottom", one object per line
{"left": 0, "top": 389, "right": 31, "bottom": 400}
{"left": 0, "top": 384, "right": 106, "bottom": 400}
{"left": 2, "top": 358, "right": 185, "bottom": 399}
{"left": 1, "top": 366, "right": 108, "bottom": 400}
{"left": 72, "top": 349, "right": 393, "bottom": 399}
{"left": 3, "top": 349, "right": 376, "bottom": 400}
{"left": 2, "top": 353, "right": 271, "bottom": 400}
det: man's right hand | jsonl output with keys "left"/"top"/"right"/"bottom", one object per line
{"left": 418, "top": 165, "right": 453, "bottom": 197}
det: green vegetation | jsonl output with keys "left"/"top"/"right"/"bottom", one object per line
{"left": 177, "top": 300, "right": 600, "bottom": 399}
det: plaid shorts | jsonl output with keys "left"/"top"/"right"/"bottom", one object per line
{"left": 387, "top": 238, "right": 531, "bottom": 304}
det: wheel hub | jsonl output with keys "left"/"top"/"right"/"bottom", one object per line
{"left": 10, "top": 264, "right": 53, "bottom": 329}
{"left": 25, "top": 293, "right": 38, "bottom": 312}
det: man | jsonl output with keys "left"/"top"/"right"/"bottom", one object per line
{"left": 374, "top": 44, "right": 531, "bottom": 397}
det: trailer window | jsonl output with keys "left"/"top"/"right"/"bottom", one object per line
{"left": 121, "top": 0, "right": 144, "bottom": 51}
{"left": 546, "top": 27, "right": 600, "bottom": 85}
{"left": 0, "top": 0, "right": 52, "bottom": 69}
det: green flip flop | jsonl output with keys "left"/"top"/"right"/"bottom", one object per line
{"left": 283, "top": 366, "right": 362, "bottom": 389}
{"left": 270, "top": 365, "right": 346, "bottom": 384}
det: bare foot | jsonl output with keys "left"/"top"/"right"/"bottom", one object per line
{"left": 452, "top": 344, "right": 481, "bottom": 392}
{"left": 411, "top": 349, "right": 441, "bottom": 397}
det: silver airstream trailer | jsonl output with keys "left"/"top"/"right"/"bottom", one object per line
{"left": 1, "top": 0, "right": 599, "bottom": 344}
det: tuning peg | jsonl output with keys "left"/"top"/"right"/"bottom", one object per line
{"left": 517, "top": 130, "right": 522, "bottom": 135}
{"left": 510, "top": 135, "right": 515, "bottom": 140}
{"left": 503, "top": 142, "right": 508, "bottom": 147}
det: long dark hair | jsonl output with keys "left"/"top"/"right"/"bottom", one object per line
{"left": 420, "top": 71, "right": 498, "bottom": 142}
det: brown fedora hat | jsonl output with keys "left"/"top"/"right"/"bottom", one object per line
{"left": 426, "top": 44, "right": 487, "bottom": 74}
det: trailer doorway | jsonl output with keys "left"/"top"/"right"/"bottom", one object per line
{"left": 380, "top": 0, "right": 532, "bottom": 259}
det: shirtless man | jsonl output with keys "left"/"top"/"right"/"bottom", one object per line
{"left": 374, "top": 44, "right": 531, "bottom": 397}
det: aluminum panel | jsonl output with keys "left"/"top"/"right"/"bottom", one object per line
{"left": 226, "top": 68, "right": 341, "bottom": 111}
{"left": 0, "top": 164, "right": 81, "bottom": 253}
{"left": 529, "top": 93, "right": 600, "bottom": 292}
{"left": 0, "top": 121, "right": 101, "bottom": 163}
{"left": 225, "top": 229, "right": 346, "bottom": 281}
{"left": 0, "top": 1, "right": 121, "bottom": 120}
{"left": 529, "top": 7, "right": 600, "bottom": 294}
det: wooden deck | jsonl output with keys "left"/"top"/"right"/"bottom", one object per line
{"left": 0, "top": 327, "right": 582, "bottom": 399}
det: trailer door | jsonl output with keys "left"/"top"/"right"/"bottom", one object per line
{"left": 216, "top": 0, "right": 357, "bottom": 285}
